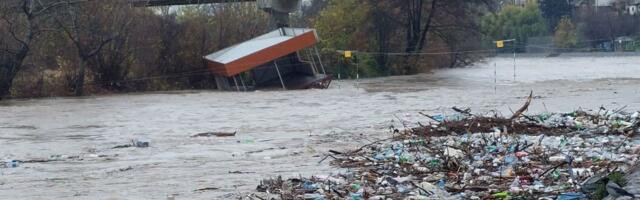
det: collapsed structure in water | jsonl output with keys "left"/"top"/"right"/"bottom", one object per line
{"left": 133, "top": 0, "right": 331, "bottom": 90}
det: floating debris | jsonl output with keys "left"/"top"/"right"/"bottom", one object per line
{"left": 229, "top": 171, "right": 256, "bottom": 174}
{"left": 113, "top": 139, "right": 151, "bottom": 149}
{"left": 106, "top": 166, "right": 134, "bottom": 176}
{"left": 252, "top": 103, "right": 640, "bottom": 199}
{"left": 3, "top": 159, "right": 19, "bottom": 168}
{"left": 133, "top": 139, "right": 150, "bottom": 148}
{"left": 112, "top": 144, "right": 133, "bottom": 149}
{"left": 194, "top": 187, "right": 220, "bottom": 192}
{"left": 192, "top": 131, "right": 237, "bottom": 137}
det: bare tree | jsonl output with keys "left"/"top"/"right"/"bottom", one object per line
{"left": 403, "top": 0, "right": 438, "bottom": 54}
{"left": 369, "top": 1, "right": 398, "bottom": 74}
{"left": 54, "top": 0, "right": 131, "bottom": 96}
{"left": 0, "top": 0, "right": 66, "bottom": 99}
{"left": 579, "top": 6, "right": 640, "bottom": 47}
{"left": 398, "top": 0, "right": 490, "bottom": 73}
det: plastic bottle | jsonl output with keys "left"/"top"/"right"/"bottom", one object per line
{"left": 374, "top": 153, "right": 385, "bottom": 160}
{"left": 551, "top": 170, "right": 561, "bottom": 180}
{"left": 557, "top": 192, "right": 587, "bottom": 200}
{"left": 351, "top": 182, "right": 361, "bottom": 191}
{"left": 438, "top": 179, "right": 446, "bottom": 189}
{"left": 509, "top": 176, "right": 521, "bottom": 192}
{"left": 303, "top": 181, "right": 317, "bottom": 190}
{"left": 504, "top": 155, "right": 517, "bottom": 166}
{"left": 433, "top": 114, "right": 445, "bottom": 122}
{"left": 486, "top": 145, "right": 498, "bottom": 153}
{"left": 532, "top": 180, "right": 544, "bottom": 191}
{"left": 396, "top": 184, "right": 410, "bottom": 194}
{"left": 5, "top": 159, "right": 19, "bottom": 168}
{"left": 429, "top": 159, "right": 440, "bottom": 168}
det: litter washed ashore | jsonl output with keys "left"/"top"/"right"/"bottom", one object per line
{"left": 251, "top": 97, "right": 640, "bottom": 200}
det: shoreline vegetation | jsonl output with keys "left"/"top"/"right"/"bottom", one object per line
{"left": 1, "top": 0, "right": 639, "bottom": 100}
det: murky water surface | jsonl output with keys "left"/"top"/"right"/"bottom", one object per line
{"left": 1, "top": 55, "right": 640, "bottom": 199}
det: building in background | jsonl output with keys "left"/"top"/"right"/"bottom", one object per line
{"left": 626, "top": 0, "right": 640, "bottom": 15}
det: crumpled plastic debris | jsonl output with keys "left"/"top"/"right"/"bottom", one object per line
{"left": 3, "top": 159, "right": 19, "bottom": 168}
{"left": 254, "top": 108, "right": 640, "bottom": 199}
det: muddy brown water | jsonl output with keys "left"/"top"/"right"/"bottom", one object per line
{"left": 1, "top": 55, "right": 640, "bottom": 199}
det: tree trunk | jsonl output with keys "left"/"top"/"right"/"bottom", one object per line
{"left": 0, "top": 65, "right": 17, "bottom": 99}
{"left": 0, "top": 47, "right": 29, "bottom": 100}
{"left": 74, "top": 58, "right": 87, "bottom": 96}
{"left": 372, "top": 7, "right": 391, "bottom": 75}
{"left": 416, "top": 0, "right": 437, "bottom": 51}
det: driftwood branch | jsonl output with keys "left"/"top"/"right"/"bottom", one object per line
{"left": 419, "top": 112, "right": 441, "bottom": 122}
{"left": 511, "top": 91, "right": 533, "bottom": 120}
{"left": 452, "top": 106, "right": 473, "bottom": 116}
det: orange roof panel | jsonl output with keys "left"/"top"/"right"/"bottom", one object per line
{"left": 204, "top": 28, "right": 319, "bottom": 77}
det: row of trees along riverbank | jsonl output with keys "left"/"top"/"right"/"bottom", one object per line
{"left": 8, "top": 0, "right": 638, "bottom": 99}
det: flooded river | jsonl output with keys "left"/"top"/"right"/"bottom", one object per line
{"left": 1, "top": 55, "right": 640, "bottom": 199}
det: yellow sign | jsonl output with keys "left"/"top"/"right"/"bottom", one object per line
{"left": 344, "top": 51, "right": 352, "bottom": 58}
{"left": 496, "top": 40, "right": 505, "bottom": 48}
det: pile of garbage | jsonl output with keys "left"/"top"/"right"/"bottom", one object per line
{"left": 254, "top": 103, "right": 640, "bottom": 199}
{"left": 416, "top": 106, "right": 639, "bottom": 137}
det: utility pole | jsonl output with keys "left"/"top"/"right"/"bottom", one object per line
{"left": 513, "top": 42, "right": 516, "bottom": 82}
{"left": 338, "top": 50, "right": 357, "bottom": 80}
{"left": 356, "top": 53, "right": 359, "bottom": 80}
{"left": 495, "top": 39, "right": 517, "bottom": 82}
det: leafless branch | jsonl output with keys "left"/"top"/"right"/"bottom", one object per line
{"left": 511, "top": 91, "right": 534, "bottom": 120}
{"left": 0, "top": 16, "right": 28, "bottom": 49}
{"left": 86, "top": 36, "right": 117, "bottom": 57}
{"left": 32, "top": 0, "right": 83, "bottom": 18}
